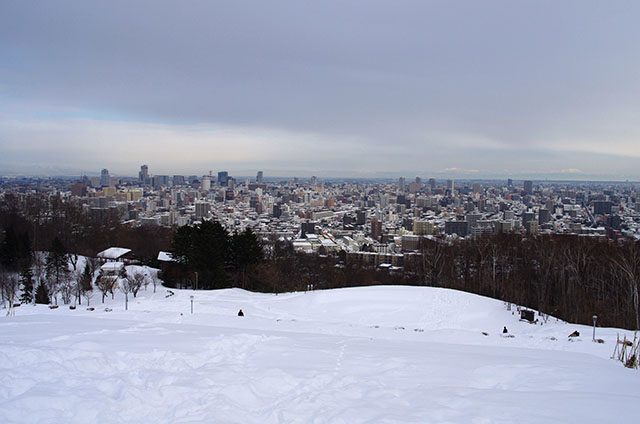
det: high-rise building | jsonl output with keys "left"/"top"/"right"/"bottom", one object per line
{"left": 201, "top": 175, "right": 211, "bottom": 191}
{"left": 153, "top": 175, "right": 170, "bottom": 189}
{"left": 428, "top": 178, "right": 436, "bottom": 190}
{"left": 523, "top": 180, "right": 533, "bottom": 195}
{"left": 593, "top": 201, "right": 613, "bottom": 215}
{"left": 538, "top": 208, "right": 551, "bottom": 224}
{"left": 70, "top": 183, "right": 87, "bottom": 197}
{"left": 522, "top": 211, "right": 536, "bottom": 224}
{"left": 172, "top": 175, "right": 185, "bottom": 186}
{"left": 256, "top": 171, "right": 264, "bottom": 183}
{"left": 195, "top": 202, "right": 211, "bottom": 219}
{"left": 398, "top": 177, "right": 406, "bottom": 191}
{"left": 272, "top": 204, "right": 283, "bottom": 218}
{"left": 444, "top": 221, "right": 468, "bottom": 237}
{"left": 413, "top": 220, "right": 435, "bottom": 235}
{"left": 447, "top": 179, "right": 455, "bottom": 193}
{"left": 100, "top": 169, "right": 110, "bottom": 187}
{"left": 371, "top": 218, "right": 382, "bottom": 241}
{"left": 218, "top": 171, "right": 229, "bottom": 187}
{"left": 139, "top": 165, "right": 148, "bottom": 184}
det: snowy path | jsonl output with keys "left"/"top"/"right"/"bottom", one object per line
{"left": 1, "top": 286, "right": 639, "bottom": 423}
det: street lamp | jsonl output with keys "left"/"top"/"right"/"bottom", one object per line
{"left": 190, "top": 295, "right": 194, "bottom": 314}
{"left": 592, "top": 315, "right": 598, "bottom": 342}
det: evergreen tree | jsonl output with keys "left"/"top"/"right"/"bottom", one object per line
{"left": 171, "top": 220, "right": 230, "bottom": 289}
{"left": 35, "top": 281, "right": 49, "bottom": 304}
{"left": 230, "top": 228, "right": 263, "bottom": 288}
{"left": 45, "top": 236, "right": 69, "bottom": 292}
{"left": 81, "top": 262, "right": 94, "bottom": 292}
{"left": 18, "top": 265, "right": 34, "bottom": 304}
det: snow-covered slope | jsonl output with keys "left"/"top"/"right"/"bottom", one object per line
{"left": 1, "top": 286, "right": 639, "bottom": 423}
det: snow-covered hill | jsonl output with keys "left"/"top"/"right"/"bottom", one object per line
{"left": 1, "top": 285, "right": 639, "bottom": 423}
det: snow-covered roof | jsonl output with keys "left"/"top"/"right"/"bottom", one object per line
{"left": 100, "top": 262, "right": 124, "bottom": 271}
{"left": 97, "top": 247, "right": 132, "bottom": 260}
{"left": 157, "top": 251, "right": 176, "bottom": 262}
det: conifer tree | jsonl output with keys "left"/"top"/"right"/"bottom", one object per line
{"left": 35, "top": 281, "right": 49, "bottom": 304}
{"left": 19, "top": 265, "right": 34, "bottom": 304}
{"left": 45, "top": 236, "right": 69, "bottom": 296}
{"left": 81, "top": 262, "right": 94, "bottom": 292}
{"left": 230, "top": 228, "right": 263, "bottom": 288}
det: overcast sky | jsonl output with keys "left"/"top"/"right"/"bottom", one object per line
{"left": 1, "top": 1, "right": 639, "bottom": 179}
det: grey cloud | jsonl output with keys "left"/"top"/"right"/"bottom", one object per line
{"left": 1, "top": 1, "right": 639, "bottom": 177}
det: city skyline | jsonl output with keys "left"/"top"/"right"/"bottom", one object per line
{"left": 1, "top": 1, "right": 640, "bottom": 180}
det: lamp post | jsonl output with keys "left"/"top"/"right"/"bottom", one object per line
{"left": 190, "top": 295, "right": 194, "bottom": 314}
{"left": 592, "top": 315, "right": 598, "bottom": 342}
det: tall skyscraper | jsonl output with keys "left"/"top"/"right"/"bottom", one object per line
{"left": 201, "top": 175, "right": 211, "bottom": 191}
{"left": 371, "top": 218, "right": 382, "bottom": 241}
{"left": 524, "top": 180, "right": 533, "bottom": 195}
{"left": 256, "top": 171, "right": 264, "bottom": 183}
{"left": 218, "top": 171, "right": 229, "bottom": 186}
{"left": 447, "top": 179, "right": 455, "bottom": 193}
{"left": 398, "top": 177, "right": 406, "bottom": 191}
{"left": 100, "top": 168, "right": 110, "bottom": 187}
{"left": 139, "top": 165, "right": 148, "bottom": 184}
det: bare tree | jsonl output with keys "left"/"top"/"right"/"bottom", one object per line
{"left": 87, "top": 257, "right": 101, "bottom": 277}
{"left": 611, "top": 242, "right": 640, "bottom": 330}
{"left": 32, "top": 252, "right": 46, "bottom": 289}
{"left": 420, "top": 238, "right": 447, "bottom": 287}
{"left": 120, "top": 277, "right": 133, "bottom": 311}
{"left": 124, "top": 271, "right": 146, "bottom": 299}
{"left": 58, "top": 274, "right": 74, "bottom": 305}
{"left": 149, "top": 271, "right": 160, "bottom": 293}
{"left": 69, "top": 253, "right": 79, "bottom": 271}
{"left": 0, "top": 272, "right": 20, "bottom": 316}
{"left": 83, "top": 286, "right": 94, "bottom": 307}
{"left": 96, "top": 275, "right": 116, "bottom": 304}
{"left": 132, "top": 272, "right": 146, "bottom": 298}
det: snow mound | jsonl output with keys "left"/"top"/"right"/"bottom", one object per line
{"left": 1, "top": 285, "right": 639, "bottom": 423}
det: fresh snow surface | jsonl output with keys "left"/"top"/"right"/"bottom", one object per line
{"left": 1, "top": 285, "right": 639, "bottom": 423}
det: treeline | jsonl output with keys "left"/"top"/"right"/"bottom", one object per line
{"left": 415, "top": 234, "right": 640, "bottom": 330}
{"left": 0, "top": 193, "right": 172, "bottom": 262}
{"left": 0, "top": 228, "right": 97, "bottom": 308}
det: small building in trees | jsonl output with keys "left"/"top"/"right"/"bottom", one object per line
{"left": 157, "top": 251, "right": 188, "bottom": 289}
{"left": 97, "top": 247, "right": 133, "bottom": 263}
{"left": 100, "top": 261, "right": 125, "bottom": 277}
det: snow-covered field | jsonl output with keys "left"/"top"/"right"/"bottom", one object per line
{"left": 1, "top": 285, "right": 639, "bottom": 423}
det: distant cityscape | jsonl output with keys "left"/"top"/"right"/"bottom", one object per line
{"left": 2, "top": 166, "right": 639, "bottom": 268}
